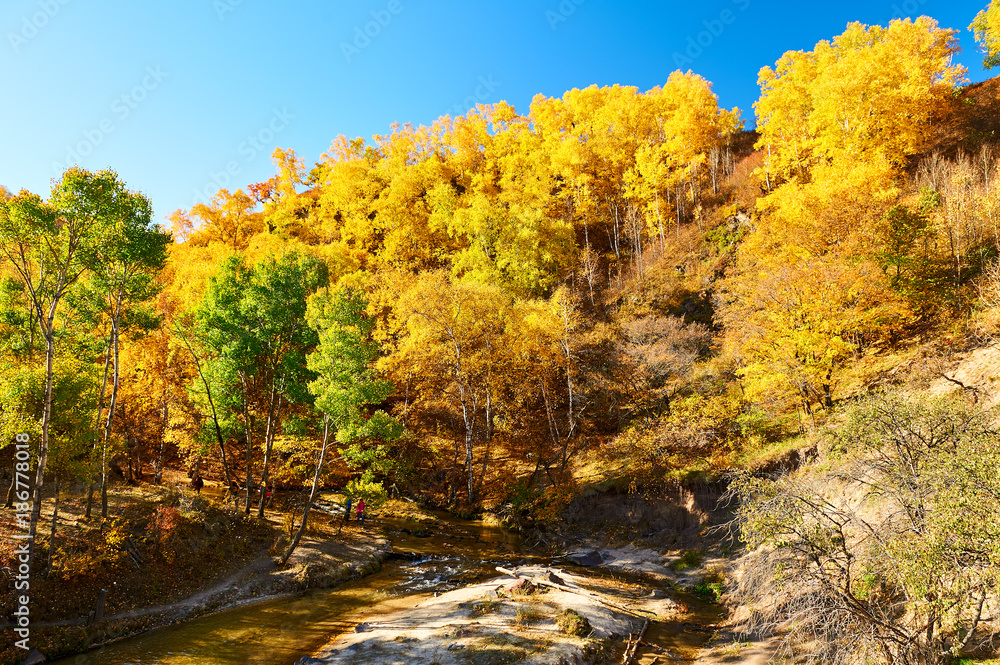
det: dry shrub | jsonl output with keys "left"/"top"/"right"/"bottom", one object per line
{"left": 974, "top": 257, "right": 1000, "bottom": 340}
{"left": 556, "top": 608, "right": 592, "bottom": 637}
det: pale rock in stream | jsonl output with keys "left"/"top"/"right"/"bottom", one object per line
{"left": 305, "top": 566, "right": 675, "bottom": 664}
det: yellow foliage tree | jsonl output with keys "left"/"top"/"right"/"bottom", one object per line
{"left": 721, "top": 18, "right": 960, "bottom": 413}
{"left": 972, "top": 0, "right": 1000, "bottom": 68}
{"left": 382, "top": 271, "right": 513, "bottom": 503}
{"left": 169, "top": 188, "right": 265, "bottom": 251}
{"left": 720, "top": 256, "right": 907, "bottom": 413}
{"left": 756, "top": 18, "right": 964, "bottom": 182}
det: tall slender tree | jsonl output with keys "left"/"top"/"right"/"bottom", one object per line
{"left": 70, "top": 184, "right": 170, "bottom": 517}
{"left": 0, "top": 168, "right": 127, "bottom": 558}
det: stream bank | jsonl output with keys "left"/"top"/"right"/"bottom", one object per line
{"left": 40, "top": 484, "right": 777, "bottom": 665}
{"left": 38, "top": 525, "right": 389, "bottom": 665}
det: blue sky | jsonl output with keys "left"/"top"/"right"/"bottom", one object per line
{"left": 0, "top": 0, "right": 992, "bottom": 223}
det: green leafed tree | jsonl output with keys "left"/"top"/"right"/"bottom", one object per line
{"left": 0, "top": 168, "right": 140, "bottom": 559}
{"left": 281, "top": 286, "right": 401, "bottom": 563}
{"left": 195, "top": 251, "right": 329, "bottom": 515}
{"left": 67, "top": 183, "right": 170, "bottom": 518}
{"left": 729, "top": 393, "right": 1000, "bottom": 664}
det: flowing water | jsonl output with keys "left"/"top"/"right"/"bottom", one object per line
{"left": 50, "top": 513, "right": 723, "bottom": 665}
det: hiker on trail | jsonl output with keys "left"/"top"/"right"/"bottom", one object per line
{"left": 356, "top": 498, "right": 366, "bottom": 526}
{"left": 192, "top": 475, "right": 204, "bottom": 495}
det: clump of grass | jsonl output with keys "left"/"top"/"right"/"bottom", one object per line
{"left": 669, "top": 549, "right": 703, "bottom": 571}
{"left": 556, "top": 608, "right": 592, "bottom": 637}
{"left": 507, "top": 579, "right": 538, "bottom": 597}
{"left": 694, "top": 565, "right": 725, "bottom": 601}
{"left": 581, "top": 637, "right": 618, "bottom": 660}
{"left": 716, "top": 640, "right": 751, "bottom": 656}
{"left": 513, "top": 605, "right": 545, "bottom": 630}
{"left": 469, "top": 598, "right": 501, "bottom": 617}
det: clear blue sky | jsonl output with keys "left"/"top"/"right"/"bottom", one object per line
{"left": 0, "top": 0, "right": 992, "bottom": 223}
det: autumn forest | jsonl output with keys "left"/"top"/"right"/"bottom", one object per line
{"left": 7, "top": 5, "right": 1000, "bottom": 664}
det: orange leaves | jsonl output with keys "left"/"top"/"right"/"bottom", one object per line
{"left": 176, "top": 188, "right": 264, "bottom": 251}
{"left": 721, "top": 253, "right": 908, "bottom": 408}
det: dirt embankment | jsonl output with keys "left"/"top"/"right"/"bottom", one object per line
{"left": 0, "top": 483, "right": 390, "bottom": 665}
{"left": 561, "top": 482, "right": 726, "bottom": 548}
{"left": 555, "top": 475, "right": 814, "bottom": 662}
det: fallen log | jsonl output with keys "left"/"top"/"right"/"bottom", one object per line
{"left": 622, "top": 617, "right": 650, "bottom": 664}
{"left": 639, "top": 640, "right": 679, "bottom": 659}
{"left": 495, "top": 566, "right": 642, "bottom": 618}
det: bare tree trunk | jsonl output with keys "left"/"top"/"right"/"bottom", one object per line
{"left": 241, "top": 373, "right": 254, "bottom": 515}
{"left": 100, "top": 318, "right": 123, "bottom": 519}
{"left": 654, "top": 189, "right": 665, "bottom": 251}
{"left": 464, "top": 426, "right": 474, "bottom": 504}
{"left": 155, "top": 400, "right": 167, "bottom": 485}
{"left": 27, "top": 330, "right": 55, "bottom": 559}
{"left": 84, "top": 483, "right": 94, "bottom": 520}
{"left": 4, "top": 475, "right": 15, "bottom": 508}
{"left": 450, "top": 431, "right": 459, "bottom": 505}
{"left": 257, "top": 384, "right": 283, "bottom": 518}
{"left": 176, "top": 326, "right": 234, "bottom": 494}
{"left": 540, "top": 381, "right": 563, "bottom": 477}
{"left": 87, "top": 335, "right": 114, "bottom": 520}
{"left": 47, "top": 475, "right": 60, "bottom": 573}
{"left": 100, "top": 442, "right": 108, "bottom": 518}
{"left": 281, "top": 417, "right": 330, "bottom": 565}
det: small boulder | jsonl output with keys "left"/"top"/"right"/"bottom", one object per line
{"left": 542, "top": 571, "right": 567, "bottom": 586}
{"left": 568, "top": 550, "right": 604, "bottom": 567}
{"left": 505, "top": 578, "right": 536, "bottom": 595}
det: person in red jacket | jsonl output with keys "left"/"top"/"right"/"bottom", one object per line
{"left": 356, "top": 498, "right": 366, "bottom": 526}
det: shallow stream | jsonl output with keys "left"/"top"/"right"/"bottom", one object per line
{"left": 50, "top": 513, "right": 722, "bottom": 664}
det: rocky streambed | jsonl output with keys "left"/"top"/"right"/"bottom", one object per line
{"left": 48, "top": 499, "right": 769, "bottom": 665}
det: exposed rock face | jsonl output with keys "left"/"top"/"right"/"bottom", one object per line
{"left": 563, "top": 484, "right": 726, "bottom": 548}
